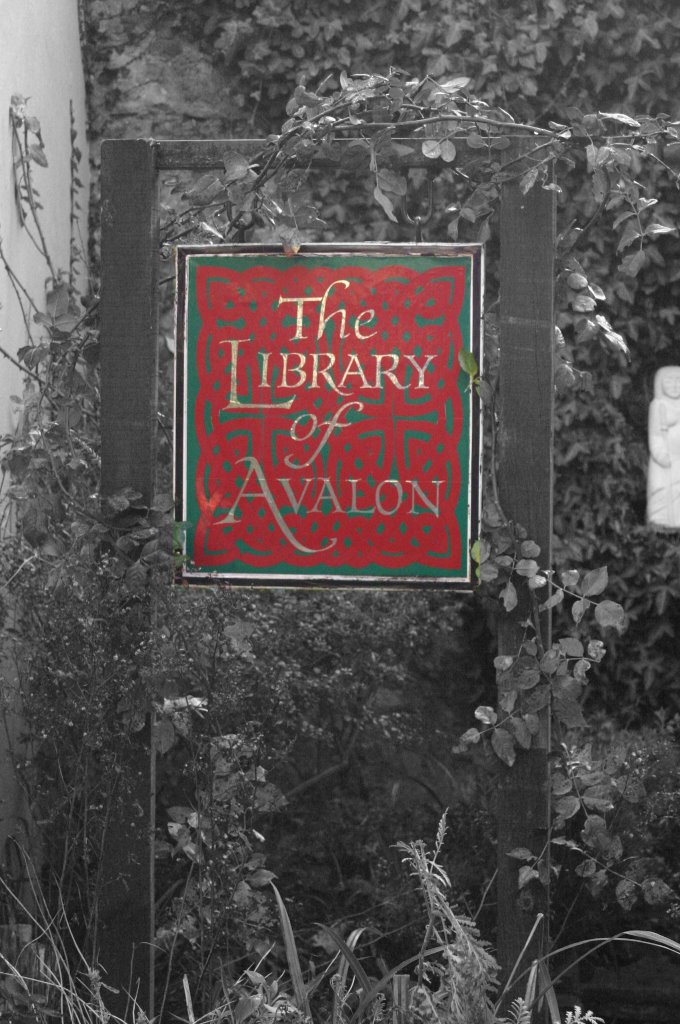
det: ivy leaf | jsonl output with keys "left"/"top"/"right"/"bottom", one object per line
{"left": 617, "top": 219, "right": 642, "bottom": 253}
{"left": 594, "top": 600, "right": 625, "bottom": 632}
{"left": 620, "top": 250, "right": 645, "bottom": 276}
{"left": 491, "top": 727, "right": 516, "bottom": 767}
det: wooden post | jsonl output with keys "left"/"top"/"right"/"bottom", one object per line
{"left": 99, "top": 138, "right": 159, "bottom": 1016}
{"left": 496, "top": 137, "right": 555, "bottom": 995}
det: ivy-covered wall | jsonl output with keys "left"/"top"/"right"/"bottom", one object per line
{"left": 81, "top": 0, "right": 680, "bottom": 718}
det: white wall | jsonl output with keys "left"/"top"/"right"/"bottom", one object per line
{"left": 0, "top": 0, "right": 89, "bottom": 873}
{"left": 0, "top": 0, "right": 89, "bottom": 438}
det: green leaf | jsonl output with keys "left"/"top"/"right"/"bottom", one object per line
{"left": 516, "top": 558, "right": 539, "bottom": 577}
{"left": 620, "top": 250, "right": 646, "bottom": 276}
{"left": 567, "top": 272, "right": 588, "bottom": 290}
{"left": 554, "top": 697, "right": 587, "bottom": 729}
{"left": 421, "top": 139, "right": 441, "bottom": 159}
{"left": 581, "top": 566, "right": 608, "bottom": 597}
{"left": 460, "top": 727, "right": 481, "bottom": 745}
{"left": 466, "top": 132, "right": 487, "bottom": 149}
{"left": 520, "top": 167, "right": 539, "bottom": 194}
{"left": 594, "top": 600, "right": 625, "bottom": 632}
{"left": 642, "top": 878, "right": 674, "bottom": 906}
{"left": 458, "top": 349, "right": 478, "bottom": 378}
{"left": 645, "top": 222, "right": 675, "bottom": 238}
{"left": 373, "top": 183, "right": 398, "bottom": 222}
{"left": 615, "top": 878, "right": 638, "bottom": 912}
{"left": 491, "top": 727, "right": 516, "bottom": 766}
{"left": 558, "top": 637, "right": 584, "bottom": 658}
{"left": 552, "top": 773, "right": 573, "bottom": 797}
{"left": 518, "top": 864, "right": 539, "bottom": 889}
{"left": 554, "top": 795, "right": 580, "bottom": 819}
{"left": 500, "top": 580, "right": 518, "bottom": 612}
{"left": 617, "top": 219, "right": 642, "bottom": 253}
{"left": 539, "top": 590, "right": 564, "bottom": 613}
{"left": 439, "top": 139, "right": 456, "bottom": 163}
{"left": 475, "top": 705, "right": 497, "bottom": 726}
{"left": 222, "top": 152, "right": 251, "bottom": 183}
{"left": 508, "top": 847, "right": 534, "bottom": 861}
{"left": 376, "top": 168, "right": 407, "bottom": 196}
{"left": 509, "top": 716, "right": 532, "bottom": 749}
{"left": 28, "top": 143, "right": 48, "bottom": 167}
{"left": 271, "top": 884, "right": 312, "bottom": 1018}
{"left": 571, "top": 598, "right": 588, "bottom": 624}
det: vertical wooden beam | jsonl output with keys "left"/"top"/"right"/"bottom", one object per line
{"left": 496, "top": 137, "right": 555, "bottom": 993}
{"left": 99, "top": 139, "right": 159, "bottom": 1016}
{"left": 100, "top": 139, "right": 159, "bottom": 504}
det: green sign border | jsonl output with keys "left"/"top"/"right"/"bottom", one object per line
{"left": 175, "top": 243, "right": 483, "bottom": 588}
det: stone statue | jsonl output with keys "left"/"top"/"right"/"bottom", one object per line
{"left": 648, "top": 366, "right": 680, "bottom": 529}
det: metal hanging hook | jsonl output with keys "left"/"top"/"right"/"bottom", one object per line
{"left": 401, "top": 177, "right": 434, "bottom": 243}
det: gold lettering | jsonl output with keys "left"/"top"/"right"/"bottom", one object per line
{"left": 337, "top": 352, "right": 371, "bottom": 391}
{"left": 404, "top": 354, "right": 435, "bottom": 389}
{"left": 221, "top": 339, "right": 294, "bottom": 410}
{"left": 375, "top": 479, "right": 403, "bottom": 515}
{"left": 277, "top": 295, "right": 322, "bottom": 340}
{"left": 281, "top": 351, "right": 307, "bottom": 388}
{"left": 354, "top": 308, "right": 377, "bottom": 340}
{"left": 407, "top": 479, "right": 443, "bottom": 516}
{"left": 373, "top": 353, "right": 406, "bottom": 391}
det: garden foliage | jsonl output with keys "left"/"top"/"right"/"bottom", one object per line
{"left": 3, "top": 0, "right": 680, "bottom": 1019}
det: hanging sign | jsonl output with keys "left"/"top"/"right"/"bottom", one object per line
{"left": 175, "top": 243, "right": 482, "bottom": 587}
